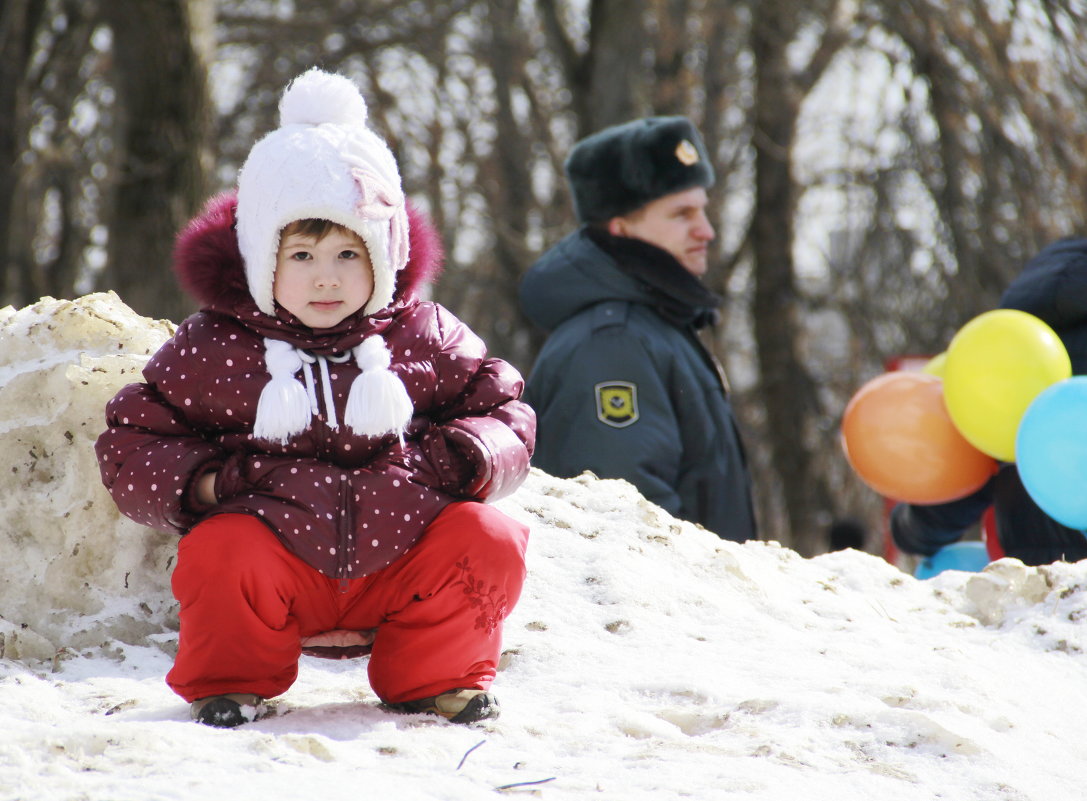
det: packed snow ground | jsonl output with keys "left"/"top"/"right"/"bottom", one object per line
{"left": 2, "top": 294, "right": 1087, "bottom": 800}
{"left": 4, "top": 467, "right": 1087, "bottom": 800}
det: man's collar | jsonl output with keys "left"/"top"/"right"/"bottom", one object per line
{"left": 583, "top": 226, "right": 722, "bottom": 328}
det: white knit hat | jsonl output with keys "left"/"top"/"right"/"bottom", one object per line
{"left": 236, "top": 68, "right": 409, "bottom": 317}
{"left": 238, "top": 69, "right": 415, "bottom": 445}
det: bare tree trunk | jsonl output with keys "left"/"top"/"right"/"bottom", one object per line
{"left": 699, "top": 3, "right": 749, "bottom": 308}
{"left": 0, "top": 0, "right": 45, "bottom": 305}
{"left": 648, "top": 0, "right": 691, "bottom": 114}
{"left": 750, "top": 1, "right": 833, "bottom": 554}
{"left": 576, "top": 0, "right": 650, "bottom": 134}
{"left": 98, "top": 0, "right": 212, "bottom": 323}
{"left": 475, "top": 0, "right": 539, "bottom": 365}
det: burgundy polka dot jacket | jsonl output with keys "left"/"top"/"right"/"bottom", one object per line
{"left": 95, "top": 192, "right": 536, "bottom": 579}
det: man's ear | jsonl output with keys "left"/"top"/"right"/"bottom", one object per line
{"left": 607, "top": 217, "right": 627, "bottom": 237}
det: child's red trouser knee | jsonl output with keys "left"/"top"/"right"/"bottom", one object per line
{"left": 166, "top": 504, "right": 528, "bottom": 704}
{"left": 364, "top": 501, "right": 529, "bottom": 702}
{"left": 166, "top": 514, "right": 315, "bottom": 701}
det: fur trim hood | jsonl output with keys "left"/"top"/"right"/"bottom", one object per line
{"left": 171, "top": 190, "right": 443, "bottom": 322}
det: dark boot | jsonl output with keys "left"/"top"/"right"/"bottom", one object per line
{"left": 190, "top": 693, "right": 265, "bottom": 728}
{"left": 388, "top": 689, "right": 499, "bottom": 724}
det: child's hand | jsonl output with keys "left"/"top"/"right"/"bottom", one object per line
{"left": 195, "top": 472, "right": 218, "bottom": 506}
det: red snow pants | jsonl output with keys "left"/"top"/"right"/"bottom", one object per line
{"left": 166, "top": 502, "right": 529, "bottom": 704}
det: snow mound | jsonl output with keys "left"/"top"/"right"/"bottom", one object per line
{"left": 0, "top": 289, "right": 1081, "bottom": 664}
{"left": 3, "top": 293, "right": 1087, "bottom": 800}
{"left": 0, "top": 293, "right": 178, "bottom": 659}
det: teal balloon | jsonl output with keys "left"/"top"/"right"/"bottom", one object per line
{"left": 914, "top": 541, "right": 990, "bottom": 579}
{"left": 1017, "top": 377, "right": 1087, "bottom": 529}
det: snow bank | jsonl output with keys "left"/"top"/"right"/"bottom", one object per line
{"left": 0, "top": 290, "right": 1077, "bottom": 665}
{"left": 3, "top": 293, "right": 1087, "bottom": 800}
{"left": 2, "top": 463, "right": 1086, "bottom": 800}
{"left": 0, "top": 293, "right": 178, "bottom": 660}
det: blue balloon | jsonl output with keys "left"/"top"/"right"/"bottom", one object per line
{"left": 914, "top": 541, "right": 990, "bottom": 579}
{"left": 1017, "top": 376, "right": 1087, "bottom": 529}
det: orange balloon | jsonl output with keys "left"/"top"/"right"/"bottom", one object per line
{"left": 841, "top": 371, "right": 996, "bottom": 504}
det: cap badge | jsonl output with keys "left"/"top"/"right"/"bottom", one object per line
{"left": 675, "top": 139, "right": 699, "bottom": 166}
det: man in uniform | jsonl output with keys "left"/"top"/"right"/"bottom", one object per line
{"left": 520, "top": 116, "right": 756, "bottom": 542}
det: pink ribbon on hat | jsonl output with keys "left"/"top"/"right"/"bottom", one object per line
{"left": 351, "top": 166, "right": 408, "bottom": 272}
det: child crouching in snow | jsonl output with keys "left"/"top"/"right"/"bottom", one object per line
{"left": 95, "top": 69, "right": 534, "bottom": 728}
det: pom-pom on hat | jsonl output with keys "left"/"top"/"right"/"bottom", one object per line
{"left": 236, "top": 68, "right": 409, "bottom": 318}
{"left": 564, "top": 116, "right": 715, "bottom": 224}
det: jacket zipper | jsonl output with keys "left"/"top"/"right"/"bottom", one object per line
{"left": 691, "top": 327, "right": 730, "bottom": 395}
{"left": 309, "top": 349, "right": 353, "bottom": 590}
{"left": 336, "top": 477, "right": 353, "bottom": 591}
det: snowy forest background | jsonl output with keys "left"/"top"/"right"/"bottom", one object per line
{"left": 4, "top": 0, "right": 1087, "bottom": 555}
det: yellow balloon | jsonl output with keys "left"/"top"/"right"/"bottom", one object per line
{"left": 943, "top": 309, "right": 1071, "bottom": 462}
{"left": 922, "top": 352, "right": 947, "bottom": 378}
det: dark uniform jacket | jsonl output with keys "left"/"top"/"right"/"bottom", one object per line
{"left": 892, "top": 237, "right": 1087, "bottom": 565}
{"left": 520, "top": 227, "right": 756, "bottom": 542}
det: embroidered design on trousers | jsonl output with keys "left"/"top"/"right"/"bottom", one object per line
{"left": 454, "top": 556, "right": 507, "bottom": 634}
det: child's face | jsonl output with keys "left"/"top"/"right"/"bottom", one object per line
{"left": 273, "top": 228, "right": 374, "bottom": 328}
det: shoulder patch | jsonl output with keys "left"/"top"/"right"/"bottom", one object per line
{"left": 595, "top": 381, "right": 639, "bottom": 428}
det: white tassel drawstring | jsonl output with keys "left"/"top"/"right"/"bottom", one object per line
{"left": 345, "top": 336, "right": 413, "bottom": 440}
{"left": 297, "top": 351, "right": 319, "bottom": 415}
{"left": 254, "top": 339, "right": 313, "bottom": 444}
{"left": 317, "top": 354, "right": 339, "bottom": 430}
{"left": 253, "top": 335, "right": 413, "bottom": 445}
{"left": 295, "top": 350, "right": 347, "bottom": 432}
